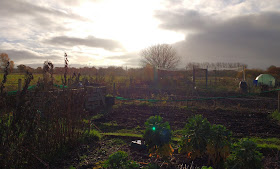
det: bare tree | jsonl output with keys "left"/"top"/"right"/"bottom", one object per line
{"left": 141, "top": 44, "right": 180, "bottom": 69}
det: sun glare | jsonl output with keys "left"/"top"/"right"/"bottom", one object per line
{"left": 72, "top": 0, "right": 185, "bottom": 52}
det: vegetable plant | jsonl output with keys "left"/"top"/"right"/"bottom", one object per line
{"left": 226, "top": 138, "right": 263, "bottom": 169}
{"left": 207, "top": 124, "right": 231, "bottom": 168}
{"left": 201, "top": 167, "right": 214, "bottom": 169}
{"left": 103, "top": 151, "right": 140, "bottom": 169}
{"left": 143, "top": 115, "right": 173, "bottom": 159}
{"left": 179, "top": 115, "right": 211, "bottom": 159}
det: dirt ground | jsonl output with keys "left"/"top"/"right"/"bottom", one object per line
{"left": 58, "top": 136, "right": 279, "bottom": 169}
{"left": 57, "top": 97, "right": 280, "bottom": 169}
{"left": 105, "top": 104, "right": 280, "bottom": 138}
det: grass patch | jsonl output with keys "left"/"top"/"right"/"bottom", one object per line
{"left": 103, "top": 121, "right": 118, "bottom": 127}
{"left": 102, "top": 132, "right": 181, "bottom": 142}
{"left": 251, "top": 137, "right": 280, "bottom": 151}
{"left": 102, "top": 132, "right": 142, "bottom": 138}
{"left": 82, "top": 129, "right": 101, "bottom": 143}
{"left": 116, "top": 126, "right": 143, "bottom": 135}
{"left": 91, "top": 114, "right": 104, "bottom": 120}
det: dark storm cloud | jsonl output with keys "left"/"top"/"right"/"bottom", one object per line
{"left": 155, "top": 10, "right": 215, "bottom": 32}
{"left": 45, "top": 36, "right": 124, "bottom": 51}
{"left": 0, "top": 49, "right": 61, "bottom": 63}
{"left": 155, "top": 10, "right": 280, "bottom": 69}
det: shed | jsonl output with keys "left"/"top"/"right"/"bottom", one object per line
{"left": 255, "top": 74, "right": 276, "bottom": 87}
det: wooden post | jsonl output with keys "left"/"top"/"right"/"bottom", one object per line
{"left": 205, "top": 68, "right": 208, "bottom": 88}
{"left": 193, "top": 66, "right": 195, "bottom": 89}
{"left": 243, "top": 66, "right": 246, "bottom": 81}
{"left": 129, "top": 77, "right": 132, "bottom": 97}
{"left": 214, "top": 68, "right": 217, "bottom": 85}
{"left": 113, "top": 83, "right": 116, "bottom": 96}
{"left": 18, "top": 79, "right": 22, "bottom": 92}
{"left": 278, "top": 91, "right": 280, "bottom": 112}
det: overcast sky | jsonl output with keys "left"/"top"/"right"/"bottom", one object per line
{"left": 0, "top": 0, "right": 280, "bottom": 69}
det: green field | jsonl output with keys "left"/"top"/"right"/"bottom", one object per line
{"left": 0, "top": 73, "right": 130, "bottom": 91}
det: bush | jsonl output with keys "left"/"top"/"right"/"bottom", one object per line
{"left": 179, "top": 115, "right": 211, "bottom": 159}
{"left": 226, "top": 138, "right": 263, "bottom": 169}
{"left": 103, "top": 151, "right": 140, "bottom": 169}
{"left": 207, "top": 124, "right": 231, "bottom": 168}
{"left": 143, "top": 115, "right": 173, "bottom": 158}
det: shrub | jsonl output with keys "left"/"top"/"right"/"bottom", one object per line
{"left": 179, "top": 115, "right": 211, "bottom": 159}
{"left": 143, "top": 115, "right": 173, "bottom": 158}
{"left": 103, "top": 151, "right": 140, "bottom": 169}
{"left": 226, "top": 138, "right": 263, "bottom": 169}
{"left": 207, "top": 124, "right": 231, "bottom": 168}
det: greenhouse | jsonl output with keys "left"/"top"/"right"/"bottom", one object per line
{"left": 255, "top": 74, "right": 276, "bottom": 87}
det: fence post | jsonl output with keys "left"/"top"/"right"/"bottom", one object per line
{"left": 206, "top": 68, "right": 208, "bottom": 88}
{"left": 113, "top": 83, "right": 116, "bottom": 97}
{"left": 193, "top": 66, "right": 195, "bottom": 89}
{"left": 278, "top": 91, "right": 280, "bottom": 112}
{"left": 18, "top": 79, "right": 22, "bottom": 92}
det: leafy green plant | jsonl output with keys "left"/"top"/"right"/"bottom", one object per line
{"left": 201, "top": 167, "right": 214, "bottom": 169}
{"left": 103, "top": 151, "right": 140, "bottom": 169}
{"left": 207, "top": 124, "right": 232, "bottom": 168}
{"left": 143, "top": 115, "right": 173, "bottom": 158}
{"left": 270, "top": 110, "right": 280, "bottom": 124}
{"left": 179, "top": 115, "right": 211, "bottom": 159}
{"left": 226, "top": 138, "right": 263, "bottom": 169}
{"left": 103, "top": 151, "right": 128, "bottom": 168}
